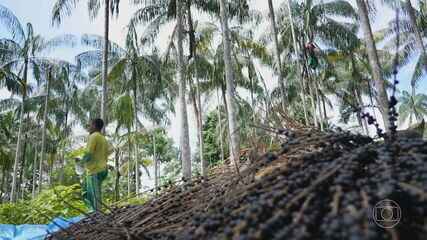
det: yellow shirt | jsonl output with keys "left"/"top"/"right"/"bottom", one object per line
{"left": 83, "top": 132, "right": 110, "bottom": 175}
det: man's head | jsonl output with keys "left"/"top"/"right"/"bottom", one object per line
{"left": 89, "top": 118, "right": 104, "bottom": 133}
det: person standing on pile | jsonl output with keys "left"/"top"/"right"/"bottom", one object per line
{"left": 77, "top": 118, "right": 110, "bottom": 212}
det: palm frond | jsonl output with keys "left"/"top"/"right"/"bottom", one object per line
{"left": 0, "top": 4, "right": 25, "bottom": 43}
{"left": 88, "top": 0, "right": 101, "bottom": 20}
{"left": 313, "top": 0, "right": 358, "bottom": 19}
{"left": 51, "top": 0, "right": 80, "bottom": 26}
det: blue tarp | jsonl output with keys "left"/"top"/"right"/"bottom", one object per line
{"left": 0, "top": 216, "right": 83, "bottom": 240}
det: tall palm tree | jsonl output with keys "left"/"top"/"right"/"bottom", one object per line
{"left": 383, "top": 0, "right": 427, "bottom": 71}
{"left": 267, "top": 0, "right": 286, "bottom": 110}
{"left": 0, "top": 4, "right": 75, "bottom": 201}
{"left": 274, "top": 0, "right": 360, "bottom": 128}
{"left": 381, "top": 0, "right": 427, "bottom": 91}
{"left": 176, "top": 0, "right": 191, "bottom": 180}
{"left": 398, "top": 90, "right": 427, "bottom": 125}
{"left": 356, "top": 0, "right": 390, "bottom": 130}
{"left": 219, "top": 0, "right": 240, "bottom": 169}
{"left": 52, "top": 0, "right": 120, "bottom": 125}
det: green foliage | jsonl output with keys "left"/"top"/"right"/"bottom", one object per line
{"left": 0, "top": 202, "right": 29, "bottom": 224}
{"left": 0, "top": 184, "right": 87, "bottom": 224}
{"left": 138, "top": 128, "right": 178, "bottom": 163}
{"left": 202, "top": 111, "right": 227, "bottom": 167}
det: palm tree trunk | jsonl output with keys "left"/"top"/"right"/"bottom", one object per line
{"left": 1, "top": 166, "right": 7, "bottom": 203}
{"left": 316, "top": 87, "right": 324, "bottom": 131}
{"left": 114, "top": 150, "right": 120, "bottom": 201}
{"left": 133, "top": 78, "right": 140, "bottom": 195}
{"left": 127, "top": 128, "right": 131, "bottom": 197}
{"left": 101, "top": 0, "right": 110, "bottom": 126}
{"left": 216, "top": 90, "right": 225, "bottom": 163}
{"left": 18, "top": 131, "right": 28, "bottom": 199}
{"left": 268, "top": 0, "right": 286, "bottom": 109}
{"left": 32, "top": 145, "right": 38, "bottom": 199}
{"left": 38, "top": 68, "right": 51, "bottom": 193}
{"left": 177, "top": 0, "right": 192, "bottom": 180}
{"left": 248, "top": 62, "right": 257, "bottom": 136}
{"left": 153, "top": 128, "right": 158, "bottom": 194}
{"left": 192, "top": 78, "right": 205, "bottom": 177}
{"left": 405, "top": 0, "right": 427, "bottom": 71}
{"left": 355, "top": 89, "right": 370, "bottom": 135}
{"left": 322, "top": 95, "right": 328, "bottom": 124}
{"left": 356, "top": 0, "right": 390, "bottom": 130}
{"left": 10, "top": 59, "right": 28, "bottom": 202}
{"left": 287, "top": 0, "right": 308, "bottom": 125}
{"left": 59, "top": 108, "right": 68, "bottom": 184}
{"left": 196, "top": 82, "right": 205, "bottom": 177}
{"left": 219, "top": 0, "right": 240, "bottom": 168}
{"left": 186, "top": 0, "right": 196, "bottom": 60}
{"left": 308, "top": 80, "right": 318, "bottom": 128}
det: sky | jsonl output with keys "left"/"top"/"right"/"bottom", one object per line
{"left": 0, "top": 0, "right": 426, "bottom": 145}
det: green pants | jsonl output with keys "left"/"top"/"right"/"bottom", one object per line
{"left": 82, "top": 170, "right": 108, "bottom": 212}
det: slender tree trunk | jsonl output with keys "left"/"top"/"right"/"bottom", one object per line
{"left": 133, "top": 77, "right": 140, "bottom": 195}
{"left": 1, "top": 166, "right": 6, "bottom": 202}
{"left": 114, "top": 150, "right": 120, "bottom": 201}
{"left": 219, "top": 0, "right": 240, "bottom": 168}
{"left": 38, "top": 146, "right": 42, "bottom": 194}
{"left": 39, "top": 68, "right": 51, "bottom": 192}
{"left": 216, "top": 90, "right": 225, "bottom": 163}
{"left": 356, "top": 89, "right": 370, "bottom": 135}
{"left": 153, "top": 128, "right": 158, "bottom": 194}
{"left": 405, "top": 0, "right": 427, "bottom": 71}
{"left": 322, "top": 95, "right": 328, "bottom": 124}
{"left": 4, "top": 169, "right": 10, "bottom": 202}
{"left": 248, "top": 62, "right": 256, "bottom": 136}
{"left": 18, "top": 131, "right": 28, "bottom": 199}
{"left": 177, "top": 0, "right": 192, "bottom": 180}
{"left": 268, "top": 0, "right": 286, "bottom": 109}
{"left": 59, "top": 108, "right": 69, "bottom": 184}
{"left": 101, "top": 0, "right": 110, "bottom": 126}
{"left": 316, "top": 88, "right": 324, "bottom": 131}
{"left": 10, "top": 59, "right": 28, "bottom": 202}
{"left": 287, "top": 0, "right": 308, "bottom": 124}
{"left": 127, "top": 128, "right": 131, "bottom": 197}
{"left": 192, "top": 78, "right": 205, "bottom": 176}
{"left": 356, "top": 0, "right": 390, "bottom": 130}
{"left": 308, "top": 81, "right": 318, "bottom": 128}
{"left": 186, "top": 0, "right": 196, "bottom": 60}
{"left": 134, "top": 140, "right": 139, "bottom": 195}
{"left": 32, "top": 145, "right": 38, "bottom": 199}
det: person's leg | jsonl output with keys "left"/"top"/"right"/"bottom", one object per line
{"left": 93, "top": 170, "right": 108, "bottom": 210}
{"left": 82, "top": 175, "right": 93, "bottom": 211}
{"left": 91, "top": 174, "right": 101, "bottom": 211}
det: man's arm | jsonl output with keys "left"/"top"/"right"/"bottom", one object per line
{"left": 82, "top": 134, "right": 97, "bottom": 163}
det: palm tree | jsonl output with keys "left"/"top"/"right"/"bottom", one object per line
{"left": 355, "top": 0, "right": 390, "bottom": 130}
{"left": 52, "top": 0, "right": 120, "bottom": 125}
{"left": 112, "top": 94, "right": 134, "bottom": 196}
{"left": 274, "top": 0, "right": 360, "bottom": 128}
{"left": 0, "top": 4, "right": 74, "bottom": 201}
{"left": 381, "top": 0, "right": 427, "bottom": 91}
{"left": 398, "top": 90, "right": 427, "bottom": 125}
{"left": 175, "top": 0, "right": 191, "bottom": 180}
{"left": 267, "top": 0, "right": 286, "bottom": 110}
{"left": 76, "top": 30, "right": 174, "bottom": 190}
{"left": 219, "top": 0, "right": 240, "bottom": 169}
{"left": 384, "top": 0, "right": 427, "bottom": 70}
